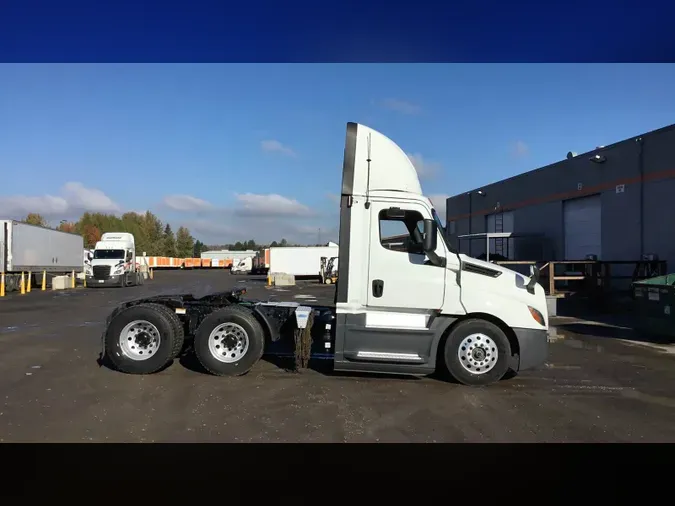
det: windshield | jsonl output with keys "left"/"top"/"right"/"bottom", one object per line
{"left": 432, "top": 208, "right": 456, "bottom": 253}
{"left": 93, "top": 249, "right": 125, "bottom": 260}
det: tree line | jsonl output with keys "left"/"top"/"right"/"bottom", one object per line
{"left": 22, "top": 212, "right": 198, "bottom": 258}
{"left": 20, "top": 212, "right": 329, "bottom": 258}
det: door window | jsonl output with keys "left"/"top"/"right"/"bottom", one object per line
{"left": 379, "top": 209, "right": 425, "bottom": 255}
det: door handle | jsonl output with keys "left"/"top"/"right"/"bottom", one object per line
{"left": 372, "top": 279, "right": 384, "bottom": 298}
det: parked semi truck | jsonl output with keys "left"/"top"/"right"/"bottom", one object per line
{"left": 100, "top": 123, "right": 548, "bottom": 386}
{"left": 86, "top": 232, "right": 143, "bottom": 287}
{"left": 1, "top": 220, "right": 84, "bottom": 292}
{"left": 231, "top": 256, "right": 253, "bottom": 275}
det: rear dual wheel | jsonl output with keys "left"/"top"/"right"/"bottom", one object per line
{"left": 193, "top": 306, "right": 265, "bottom": 377}
{"left": 104, "top": 303, "right": 185, "bottom": 374}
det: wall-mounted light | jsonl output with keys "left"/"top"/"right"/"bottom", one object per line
{"left": 590, "top": 154, "right": 607, "bottom": 164}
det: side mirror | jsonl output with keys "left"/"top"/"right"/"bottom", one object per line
{"left": 423, "top": 219, "right": 437, "bottom": 253}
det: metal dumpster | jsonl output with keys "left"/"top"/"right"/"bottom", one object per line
{"left": 632, "top": 273, "right": 675, "bottom": 338}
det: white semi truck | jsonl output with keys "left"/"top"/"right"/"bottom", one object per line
{"left": 231, "top": 256, "right": 253, "bottom": 275}
{"left": 100, "top": 123, "right": 548, "bottom": 386}
{"left": 86, "top": 232, "right": 143, "bottom": 288}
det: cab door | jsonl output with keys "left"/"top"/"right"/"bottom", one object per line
{"left": 366, "top": 200, "right": 446, "bottom": 311}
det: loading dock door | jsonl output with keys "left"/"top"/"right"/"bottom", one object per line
{"left": 563, "top": 195, "right": 601, "bottom": 260}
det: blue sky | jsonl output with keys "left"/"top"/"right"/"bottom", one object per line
{"left": 1, "top": 63, "right": 675, "bottom": 244}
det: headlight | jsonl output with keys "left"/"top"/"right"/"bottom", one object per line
{"left": 113, "top": 266, "right": 125, "bottom": 274}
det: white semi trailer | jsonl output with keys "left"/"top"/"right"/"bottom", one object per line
{"left": 0, "top": 220, "right": 84, "bottom": 292}
{"left": 268, "top": 242, "right": 339, "bottom": 279}
{"left": 100, "top": 122, "right": 548, "bottom": 387}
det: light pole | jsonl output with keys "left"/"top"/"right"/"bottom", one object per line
{"left": 467, "top": 190, "right": 486, "bottom": 256}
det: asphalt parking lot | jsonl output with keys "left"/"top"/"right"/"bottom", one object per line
{"left": 1, "top": 269, "right": 674, "bottom": 442}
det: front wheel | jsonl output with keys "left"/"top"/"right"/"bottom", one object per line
{"left": 193, "top": 306, "right": 265, "bottom": 376}
{"left": 443, "top": 318, "right": 512, "bottom": 386}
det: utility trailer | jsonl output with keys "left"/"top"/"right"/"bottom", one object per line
{"left": 100, "top": 122, "right": 549, "bottom": 386}
{"left": 1, "top": 220, "right": 84, "bottom": 292}
{"left": 269, "top": 243, "right": 339, "bottom": 279}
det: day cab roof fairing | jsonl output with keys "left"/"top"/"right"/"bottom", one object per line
{"left": 336, "top": 122, "right": 428, "bottom": 306}
{"left": 340, "top": 122, "right": 423, "bottom": 198}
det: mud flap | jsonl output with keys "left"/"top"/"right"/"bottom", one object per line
{"left": 293, "top": 306, "right": 314, "bottom": 371}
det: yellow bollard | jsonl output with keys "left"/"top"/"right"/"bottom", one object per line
{"left": 83, "top": 273, "right": 87, "bottom": 288}
{"left": 267, "top": 274, "right": 272, "bottom": 286}
{"left": 41, "top": 270, "right": 46, "bottom": 291}
{"left": 20, "top": 272, "right": 25, "bottom": 295}
{"left": 27, "top": 271, "right": 32, "bottom": 293}
{"left": 71, "top": 270, "right": 75, "bottom": 288}
{"left": 149, "top": 268, "right": 154, "bottom": 280}
{"left": 0, "top": 272, "right": 5, "bottom": 297}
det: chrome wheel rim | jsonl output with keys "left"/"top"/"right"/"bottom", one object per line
{"left": 119, "top": 320, "right": 161, "bottom": 361}
{"left": 208, "top": 322, "right": 249, "bottom": 363}
{"left": 457, "top": 333, "right": 498, "bottom": 375}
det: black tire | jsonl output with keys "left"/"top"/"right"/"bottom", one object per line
{"left": 443, "top": 318, "right": 512, "bottom": 386}
{"left": 193, "top": 306, "right": 265, "bottom": 376}
{"left": 104, "top": 303, "right": 184, "bottom": 374}
{"left": 152, "top": 304, "right": 185, "bottom": 358}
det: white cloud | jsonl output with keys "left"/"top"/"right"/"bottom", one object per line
{"left": 428, "top": 194, "right": 449, "bottom": 219}
{"left": 380, "top": 98, "right": 422, "bottom": 115}
{"left": 0, "top": 182, "right": 120, "bottom": 219}
{"left": 183, "top": 216, "right": 337, "bottom": 246}
{"left": 162, "top": 194, "right": 213, "bottom": 212}
{"left": 62, "top": 182, "right": 120, "bottom": 213}
{"left": 407, "top": 152, "right": 441, "bottom": 180}
{"left": 162, "top": 192, "right": 336, "bottom": 245}
{"left": 260, "top": 139, "right": 296, "bottom": 157}
{"left": 234, "top": 193, "right": 312, "bottom": 218}
{"left": 183, "top": 219, "right": 236, "bottom": 238}
{"left": 512, "top": 140, "right": 529, "bottom": 158}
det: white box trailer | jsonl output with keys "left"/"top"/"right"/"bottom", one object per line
{"left": 269, "top": 242, "right": 339, "bottom": 278}
{"left": 1, "top": 220, "right": 84, "bottom": 292}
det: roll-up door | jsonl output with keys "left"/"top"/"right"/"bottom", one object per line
{"left": 563, "top": 195, "right": 602, "bottom": 260}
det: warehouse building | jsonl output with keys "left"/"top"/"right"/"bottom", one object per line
{"left": 445, "top": 123, "right": 675, "bottom": 270}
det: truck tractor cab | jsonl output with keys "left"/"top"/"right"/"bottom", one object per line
{"left": 231, "top": 257, "right": 253, "bottom": 275}
{"left": 87, "top": 232, "right": 142, "bottom": 288}
{"left": 100, "top": 122, "right": 548, "bottom": 386}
